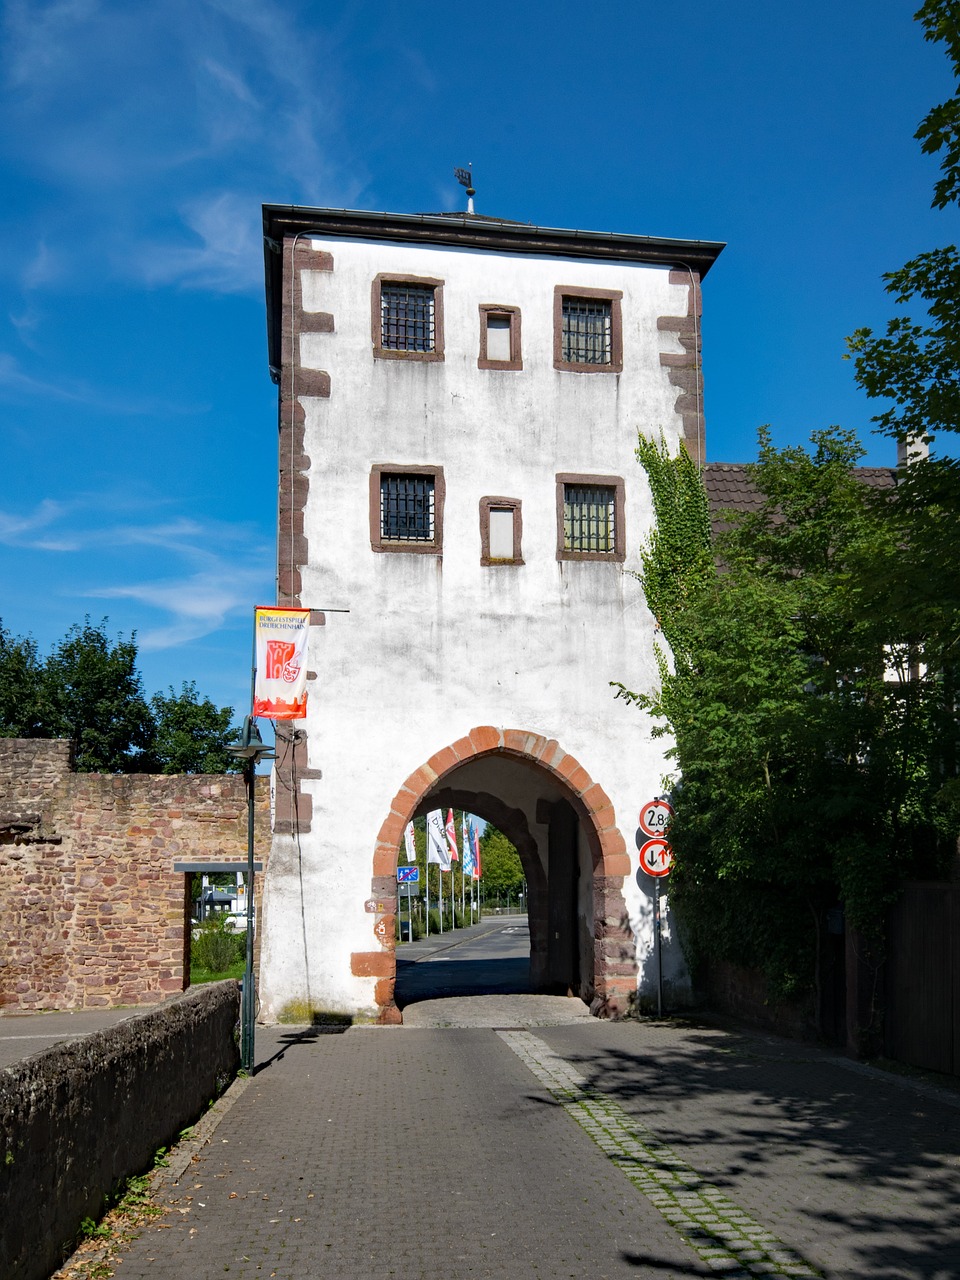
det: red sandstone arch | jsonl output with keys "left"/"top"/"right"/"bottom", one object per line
{"left": 351, "top": 726, "right": 636, "bottom": 1024}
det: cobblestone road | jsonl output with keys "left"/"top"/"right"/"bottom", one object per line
{"left": 94, "top": 1009, "right": 959, "bottom": 1280}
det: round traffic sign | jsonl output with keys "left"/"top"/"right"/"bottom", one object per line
{"left": 639, "top": 797, "right": 673, "bottom": 838}
{"left": 638, "top": 838, "right": 673, "bottom": 878}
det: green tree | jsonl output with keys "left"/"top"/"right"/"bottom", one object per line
{"left": 848, "top": 1, "right": 960, "bottom": 446}
{"left": 39, "top": 619, "right": 154, "bottom": 772}
{"left": 0, "top": 621, "right": 45, "bottom": 737}
{"left": 479, "top": 826, "right": 523, "bottom": 899}
{"left": 148, "top": 682, "right": 241, "bottom": 774}
{"left": 618, "top": 428, "right": 958, "bottom": 1001}
{"left": 0, "top": 617, "right": 241, "bottom": 775}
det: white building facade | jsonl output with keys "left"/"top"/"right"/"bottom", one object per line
{"left": 259, "top": 207, "right": 724, "bottom": 1023}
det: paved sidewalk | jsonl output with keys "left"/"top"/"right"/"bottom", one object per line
{"left": 0, "top": 1007, "right": 158, "bottom": 1070}
{"left": 89, "top": 1013, "right": 959, "bottom": 1280}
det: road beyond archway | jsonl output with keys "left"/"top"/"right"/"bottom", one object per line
{"left": 394, "top": 916, "right": 594, "bottom": 1027}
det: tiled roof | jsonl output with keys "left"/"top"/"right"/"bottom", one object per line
{"left": 702, "top": 463, "right": 898, "bottom": 539}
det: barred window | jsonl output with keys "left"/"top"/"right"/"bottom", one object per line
{"left": 556, "top": 473, "right": 625, "bottom": 561}
{"left": 553, "top": 287, "right": 622, "bottom": 373}
{"left": 381, "top": 473, "right": 435, "bottom": 542}
{"left": 370, "top": 465, "right": 445, "bottom": 555}
{"left": 562, "top": 297, "right": 611, "bottom": 365}
{"left": 564, "top": 484, "right": 615, "bottom": 552}
{"left": 380, "top": 283, "right": 436, "bottom": 352}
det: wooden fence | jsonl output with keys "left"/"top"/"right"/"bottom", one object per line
{"left": 885, "top": 881, "right": 960, "bottom": 1076}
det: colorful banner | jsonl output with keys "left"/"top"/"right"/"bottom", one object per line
{"left": 471, "top": 820, "right": 482, "bottom": 879}
{"left": 426, "top": 810, "right": 451, "bottom": 870}
{"left": 253, "top": 606, "right": 311, "bottom": 720}
{"left": 403, "top": 821, "right": 416, "bottom": 863}
{"left": 463, "top": 815, "right": 477, "bottom": 878}
{"left": 445, "top": 808, "right": 459, "bottom": 863}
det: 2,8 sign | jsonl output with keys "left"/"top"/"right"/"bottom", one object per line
{"left": 639, "top": 797, "right": 673, "bottom": 838}
{"left": 638, "top": 839, "right": 673, "bottom": 878}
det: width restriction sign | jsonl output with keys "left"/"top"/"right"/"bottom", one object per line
{"left": 638, "top": 838, "right": 673, "bottom": 878}
{"left": 397, "top": 866, "right": 420, "bottom": 884}
{"left": 639, "top": 797, "right": 673, "bottom": 838}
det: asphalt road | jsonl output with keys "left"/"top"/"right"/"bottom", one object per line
{"left": 394, "top": 914, "right": 534, "bottom": 1006}
{"left": 0, "top": 1006, "right": 147, "bottom": 1070}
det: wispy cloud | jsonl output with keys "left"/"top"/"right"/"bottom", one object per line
{"left": 91, "top": 565, "right": 266, "bottom": 649}
{"left": 1, "top": 0, "right": 364, "bottom": 297}
{"left": 134, "top": 191, "right": 265, "bottom": 293}
{"left": 0, "top": 352, "right": 200, "bottom": 415}
{"left": 0, "top": 498, "right": 78, "bottom": 550}
{"left": 1, "top": 492, "right": 272, "bottom": 648}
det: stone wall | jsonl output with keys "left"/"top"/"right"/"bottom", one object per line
{"left": 0, "top": 739, "right": 269, "bottom": 1011}
{"left": 0, "top": 982, "right": 240, "bottom": 1280}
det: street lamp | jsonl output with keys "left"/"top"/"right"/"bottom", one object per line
{"left": 227, "top": 715, "right": 275, "bottom": 1072}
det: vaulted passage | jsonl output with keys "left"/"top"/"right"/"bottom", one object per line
{"left": 361, "top": 727, "right": 636, "bottom": 1023}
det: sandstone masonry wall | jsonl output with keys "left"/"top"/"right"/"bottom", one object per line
{"left": 0, "top": 981, "right": 240, "bottom": 1280}
{"left": 0, "top": 739, "right": 269, "bottom": 1011}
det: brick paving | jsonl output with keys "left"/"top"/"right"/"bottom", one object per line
{"left": 98, "top": 1010, "right": 960, "bottom": 1280}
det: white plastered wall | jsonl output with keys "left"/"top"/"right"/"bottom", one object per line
{"left": 258, "top": 236, "right": 693, "bottom": 1020}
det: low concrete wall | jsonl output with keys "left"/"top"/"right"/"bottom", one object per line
{"left": 0, "top": 981, "right": 240, "bottom": 1280}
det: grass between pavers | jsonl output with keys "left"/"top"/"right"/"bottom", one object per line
{"left": 499, "top": 1029, "right": 824, "bottom": 1280}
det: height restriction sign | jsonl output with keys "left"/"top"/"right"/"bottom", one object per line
{"left": 638, "top": 838, "right": 673, "bottom": 878}
{"left": 639, "top": 797, "right": 673, "bottom": 838}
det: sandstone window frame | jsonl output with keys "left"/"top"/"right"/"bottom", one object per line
{"left": 478, "top": 304, "right": 523, "bottom": 371}
{"left": 370, "top": 464, "right": 446, "bottom": 555}
{"left": 372, "top": 274, "right": 445, "bottom": 362}
{"left": 553, "top": 286, "right": 623, "bottom": 373}
{"left": 555, "top": 473, "right": 626, "bottom": 562}
{"left": 480, "top": 496, "right": 524, "bottom": 565}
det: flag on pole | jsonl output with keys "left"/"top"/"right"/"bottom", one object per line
{"left": 403, "top": 821, "right": 416, "bottom": 863}
{"left": 445, "top": 809, "right": 459, "bottom": 864}
{"left": 463, "top": 816, "right": 477, "bottom": 878}
{"left": 426, "top": 810, "right": 451, "bottom": 870}
{"left": 471, "top": 820, "right": 482, "bottom": 878}
{"left": 253, "top": 606, "right": 311, "bottom": 720}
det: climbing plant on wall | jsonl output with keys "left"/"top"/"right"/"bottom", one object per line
{"left": 616, "top": 429, "right": 958, "bottom": 1006}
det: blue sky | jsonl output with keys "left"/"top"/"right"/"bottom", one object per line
{"left": 0, "top": 0, "right": 954, "bottom": 719}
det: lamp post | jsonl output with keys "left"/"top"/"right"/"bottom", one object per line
{"left": 228, "top": 716, "right": 275, "bottom": 1072}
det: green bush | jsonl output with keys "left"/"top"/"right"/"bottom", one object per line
{"left": 192, "top": 915, "right": 245, "bottom": 974}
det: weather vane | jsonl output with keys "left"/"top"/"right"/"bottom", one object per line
{"left": 455, "top": 165, "right": 475, "bottom": 214}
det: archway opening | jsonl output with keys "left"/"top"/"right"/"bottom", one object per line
{"left": 365, "top": 728, "right": 635, "bottom": 1023}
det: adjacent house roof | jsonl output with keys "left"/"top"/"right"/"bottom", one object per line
{"left": 702, "top": 463, "right": 898, "bottom": 538}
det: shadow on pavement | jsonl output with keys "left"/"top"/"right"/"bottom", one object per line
{"left": 556, "top": 1024, "right": 960, "bottom": 1280}
{"left": 394, "top": 954, "right": 532, "bottom": 1008}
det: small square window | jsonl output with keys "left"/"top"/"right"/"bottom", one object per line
{"left": 480, "top": 497, "right": 523, "bottom": 565}
{"left": 478, "top": 305, "right": 522, "bottom": 371}
{"left": 372, "top": 275, "right": 444, "bottom": 362}
{"left": 556, "top": 474, "right": 625, "bottom": 562}
{"left": 370, "top": 465, "right": 445, "bottom": 554}
{"left": 554, "top": 287, "right": 623, "bottom": 373}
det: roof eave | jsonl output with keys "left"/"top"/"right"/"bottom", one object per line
{"left": 262, "top": 204, "right": 726, "bottom": 374}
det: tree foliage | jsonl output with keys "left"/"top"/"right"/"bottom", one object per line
{"left": 478, "top": 826, "right": 524, "bottom": 898}
{"left": 0, "top": 617, "right": 240, "bottom": 774}
{"left": 618, "top": 428, "right": 959, "bottom": 1001}
{"left": 613, "top": 1, "right": 960, "bottom": 1007}
{"left": 847, "top": 1, "right": 960, "bottom": 444}
{"left": 147, "top": 682, "right": 241, "bottom": 775}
